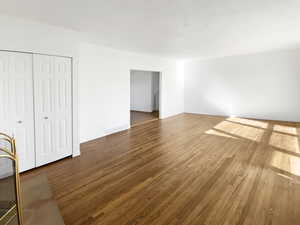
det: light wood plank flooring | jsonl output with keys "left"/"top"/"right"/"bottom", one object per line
{"left": 22, "top": 113, "right": 300, "bottom": 225}
{"left": 130, "top": 111, "right": 159, "bottom": 126}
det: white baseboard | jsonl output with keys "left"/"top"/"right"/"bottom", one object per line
{"left": 104, "top": 124, "right": 130, "bottom": 136}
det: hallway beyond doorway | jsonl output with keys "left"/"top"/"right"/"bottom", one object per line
{"left": 130, "top": 111, "right": 159, "bottom": 126}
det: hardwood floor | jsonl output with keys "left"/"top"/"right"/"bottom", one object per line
{"left": 130, "top": 111, "right": 159, "bottom": 126}
{"left": 21, "top": 113, "right": 300, "bottom": 225}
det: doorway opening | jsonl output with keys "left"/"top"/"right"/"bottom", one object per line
{"left": 130, "top": 70, "right": 160, "bottom": 126}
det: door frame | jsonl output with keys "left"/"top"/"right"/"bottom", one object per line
{"left": 0, "top": 49, "right": 79, "bottom": 159}
{"left": 129, "top": 69, "right": 162, "bottom": 127}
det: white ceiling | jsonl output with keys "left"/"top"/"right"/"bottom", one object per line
{"left": 1, "top": 0, "right": 300, "bottom": 59}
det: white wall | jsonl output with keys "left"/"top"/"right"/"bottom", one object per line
{"left": 130, "top": 71, "right": 160, "bottom": 112}
{"left": 0, "top": 14, "right": 184, "bottom": 150}
{"left": 0, "top": 14, "right": 80, "bottom": 57}
{"left": 0, "top": 14, "right": 80, "bottom": 156}
{"left": 184, "top": 48, "right": 300, "bottom": 122}
{"left": 130, "top": 70, "right": 154, "bottom": 112}
{"left": 79, "top": 43, "right": 184, "bottom": 142}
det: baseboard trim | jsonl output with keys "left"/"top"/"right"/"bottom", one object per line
{"left": 184, "top": 112, "right": 300, "bottom": 124}
{"left": 104, "top": 124, "right": 131, "bottom": 136}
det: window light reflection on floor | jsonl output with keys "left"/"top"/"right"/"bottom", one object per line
{"left": 205, "top": 129, "right": 238, "bottom": 139}
{"left": 269, "top": 132, "right": 299, "bottom": 154}
{"left": 227, "top": 117, "right": 268, "bottom": 129}
{"left": 213, "top": 120, "right": 264, "bottom": 142}
{"left": 273, "top": 124, "right": 298, "bottom": 135}
{"left": 270, "top": 150, "right": 300, "bottom": 177}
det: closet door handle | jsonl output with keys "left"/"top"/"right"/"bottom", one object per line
{"left": 44, "top": 116, "right": 49, "bottom": 120}
{"left": 17, "top": 120, "right": 22, "bottom": 124}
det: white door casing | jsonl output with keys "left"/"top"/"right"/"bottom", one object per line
{"left": 33, "top": 54, "right": 72, "bottom": 166}
{"left": 0, "top": 51, "right": 35, "bottom": 172}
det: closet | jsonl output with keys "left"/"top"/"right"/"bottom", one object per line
{"left": 0, "top": 50, "right": 73, "bottom": 172}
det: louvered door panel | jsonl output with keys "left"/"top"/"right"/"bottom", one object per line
{"left": 33, "top": 54, "right": 72, "bottom": 166}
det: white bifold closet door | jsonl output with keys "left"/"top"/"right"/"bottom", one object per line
{"left": 0, "top": 51, "right": 35, "bottom": 172}
{"left": 33, "top": 54, "right": 72, "bottom": 167}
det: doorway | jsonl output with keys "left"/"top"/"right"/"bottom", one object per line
{"left": 130, "top": 70, "right": 160, "bottom": 126}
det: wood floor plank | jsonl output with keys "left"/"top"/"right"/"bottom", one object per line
{"left": 22, "top": 113, "right": 300, "bottom": 225}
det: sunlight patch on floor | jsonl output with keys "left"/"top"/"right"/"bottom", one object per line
{"left": 227, "top": 117, "right": 268, "bottom": 128}
{"left": 214, "top": 120, "right": 264, "bottom": 142}
{"left": 205, "top": 129, "right": 238, "bottom": 139}
{"left": 269, "top": 132, "right": 299, "bottom": 154}
{"left": 270, "top": 150, "right": 300, "bottom": 176}
{"left": 273, "top": 124, "right": 298, "bottom": 135}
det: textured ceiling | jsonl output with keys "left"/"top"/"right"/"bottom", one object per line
{"left": 1, "top": 0, "right": 300, "bottom": 59}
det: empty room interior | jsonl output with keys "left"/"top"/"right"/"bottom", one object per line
{"left": 130, "top": 70, "right": 160, "bottom": 126}
{"left": 0, "top": 1, "right": 300, "bottom": 225}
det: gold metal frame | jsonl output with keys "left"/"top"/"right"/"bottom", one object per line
{"left": 0, "top": 133, "right": 23, "bottom": 225}
{"left": 0, "top": 203, "right": 17, "bottom": 225}
{"left": 0, "top": 133, "right": 15, "bottom": 155}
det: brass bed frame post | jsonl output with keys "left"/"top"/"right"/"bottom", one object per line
{"left": 12, "top": 138, "right": 23, "bottom": 225}
{"left": 0, "top": 133, "right": 23, "bottom": 225}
